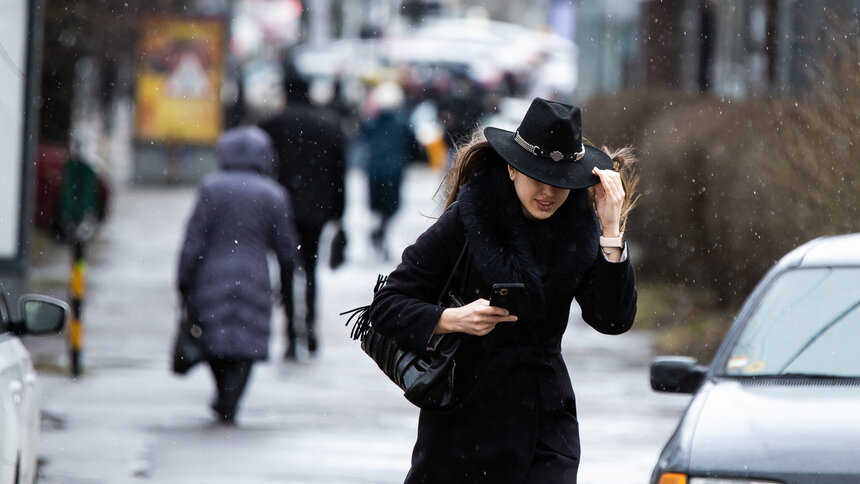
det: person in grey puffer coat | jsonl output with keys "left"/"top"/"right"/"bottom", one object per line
{"left": 178, "top": 126, "right": 299, "bottom": 423}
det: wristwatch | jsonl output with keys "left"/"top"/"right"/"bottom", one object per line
{"left": 599, "top": 232, "right": 624, "bottom": 248}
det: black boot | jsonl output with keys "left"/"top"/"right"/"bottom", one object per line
{"left": 208, "top": 358, "right": 252, "bottom": 425}
{"left": 285, "top": 338, "right": 298, "bottom": 360}
{"left": 370, "top": 226, "right": 384, "bottom": 250}
{"left": 210, "top": 399, "right": 236, "bottom": 425}
{"left": 307, "top": 331, "right": 318, "bottom": 355}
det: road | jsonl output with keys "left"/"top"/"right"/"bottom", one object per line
{"left": 28, "top": 165, "right": 690, "bottom": 483}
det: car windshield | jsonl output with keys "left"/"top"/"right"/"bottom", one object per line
{"left": 721, "top": 267, "right": 860, "bottom": 378}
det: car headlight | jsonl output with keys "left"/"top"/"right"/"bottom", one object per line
{"left": 657, "top": 474, "right": 783, "bottom": 484}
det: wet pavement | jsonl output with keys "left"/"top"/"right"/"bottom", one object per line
{"left": 28, "top": 165, "right": 691, "bottom": 483}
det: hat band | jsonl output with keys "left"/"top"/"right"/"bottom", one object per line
{"left": 514, "top": 131, "right": 585, "bottom": 162}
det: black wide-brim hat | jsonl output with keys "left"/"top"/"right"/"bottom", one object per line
{"left": 485, "top": 98, "right": 612, "bottom": 189}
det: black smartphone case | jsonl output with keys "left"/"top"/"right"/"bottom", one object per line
{"left": 489, "top": 283, "right": 525, "bottom": 315}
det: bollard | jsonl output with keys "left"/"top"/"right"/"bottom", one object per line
{"left": 59, "top": 155, "right": 100, "bottom": 377}
{"left": 68, "top": 240, "right": 86, "bottom": 377}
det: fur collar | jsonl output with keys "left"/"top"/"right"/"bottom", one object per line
{"left": 456, "top": 163, "right": 600, "bottom": 313}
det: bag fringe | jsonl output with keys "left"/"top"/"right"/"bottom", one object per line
{"left": 341, "top": 274, "right": 388, "bottom": 341}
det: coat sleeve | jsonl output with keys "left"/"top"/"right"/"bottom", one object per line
{"left": 405, "top": 124, "right": 428, "bottom": 164}
{"left": 331, "top": 125, "right": 347, "bottom": 220}
{"left": 177, "top": 187, "right": 213, "bottom": 297}
{"left": 368, "top": 205, "right": 465, "bottom": 352}
{"left": 269, "top": 187, "right": 300, "bottom": 274}
{"left": 258, "top": 117, "right": 281, "bottom": 180}
{"left": 575, "top": 243, "right": 638, "bottom": 335}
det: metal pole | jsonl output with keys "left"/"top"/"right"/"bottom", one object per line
{"left": 69, "top": 240, "right": 86, "bottom": 377}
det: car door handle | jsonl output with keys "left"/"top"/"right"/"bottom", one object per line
{"left": 8, "top": 380, "right": 23, "bottom": 404}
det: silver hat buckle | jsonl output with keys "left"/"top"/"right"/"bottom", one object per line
{"left": 515, "top": 131, "right": 584, "bottom": 163}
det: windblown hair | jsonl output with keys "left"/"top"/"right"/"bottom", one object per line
{"left": 441, "top": 133, "right": 497, "bottom": 209}
{"left": 441, "top": 131, "right": 640, "bottom": 232}
{"left": 588, "top": 142, "right": 640, "bottom": 233}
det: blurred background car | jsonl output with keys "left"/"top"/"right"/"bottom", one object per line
{"left": 649, "top": 233, "right": 860, "bottom": 484}
{"left": 0, "top": 283, "right": 68, "bottom": 484}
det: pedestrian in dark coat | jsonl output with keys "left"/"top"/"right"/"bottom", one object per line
{"left": 360, "top": 81, "right": 427, "bottom": 257}
{"left": 369, "top": 98, "right": 639, "bottom": 483}
{"left": 178, "top": 126, "right": 299, "bottom": 423}
{"left": 259, "top": 65, "right": 347, "bottom": 358}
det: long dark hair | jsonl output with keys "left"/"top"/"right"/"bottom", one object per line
{"left": 441, "top": 133, "right": 498, "bottom": 209}
{"left": 440, "top": 132, "right": 640, "bottom": 232}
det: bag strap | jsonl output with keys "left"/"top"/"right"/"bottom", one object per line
{"left": 431, "top": 241, "right": 470, "bottom": 356}
{"left": 435, "top": 241, "right": 470, "bottom": 306}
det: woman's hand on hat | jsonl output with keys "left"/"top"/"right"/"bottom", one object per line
{"left": 591, "top": 167, "right": 624, "bottom": 237}
{"left": 435, "top": 299, "right": 516, "bottom": 336}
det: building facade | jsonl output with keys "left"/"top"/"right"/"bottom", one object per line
{"left": 577, "top": 0, "right": 859, "bottom": 101}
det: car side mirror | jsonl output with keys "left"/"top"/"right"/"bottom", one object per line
{"left": 16, "top": 295, "right": 69, "bottom": 335}
{"left": 650, "top": 356, "right": 707, "bottom": 394}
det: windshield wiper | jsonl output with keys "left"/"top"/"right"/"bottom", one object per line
{"left": 773, "top": 373, "right": 858, "bottom": 379}
{"left": 777, "top": 299, "right": 860, "bottom": 374}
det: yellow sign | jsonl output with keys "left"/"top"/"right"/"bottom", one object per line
{"left": 135, "top": 17, "right": 225, "bottom": 144}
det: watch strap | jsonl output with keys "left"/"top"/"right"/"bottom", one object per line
{"left": 599, "top": 232, "right": 624, "bottom": 248}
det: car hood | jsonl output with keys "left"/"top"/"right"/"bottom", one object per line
{"left": 689, "top": 379, "right": 860, "bottom": 479}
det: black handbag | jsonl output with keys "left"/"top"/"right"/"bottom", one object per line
{"left": 329, "top": 224, "right": 347, "bottom": 270}
{"left": 171, "top": 302, "right": 205, "bottom": 375}
{"left": 343, "top": 242, "right": 470, "bottom": 410}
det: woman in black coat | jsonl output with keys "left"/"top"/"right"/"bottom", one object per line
{"left": 369, "top": 98, "right": 638, "bottom": 483}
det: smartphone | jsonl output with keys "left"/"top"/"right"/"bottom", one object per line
{"left": 489, "top": 283, "right": 526, "bottom": 315}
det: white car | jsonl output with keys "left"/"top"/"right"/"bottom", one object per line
{"left": 0, "top": 286, "right": 67, "bottom": 484}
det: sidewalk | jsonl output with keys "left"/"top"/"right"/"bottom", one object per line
{"left": 30, "top": 166, "right": 689, "bottom": 483}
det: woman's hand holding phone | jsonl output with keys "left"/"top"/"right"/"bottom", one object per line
{"left": 434, "top": 299, "right": 517, "bottom": 336}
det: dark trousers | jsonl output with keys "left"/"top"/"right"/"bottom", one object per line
{"left": 281, "top": 220, "right": 324, "bottom": 347}
{"left": 208, "top": 358, "right": 254, "bottom": 421}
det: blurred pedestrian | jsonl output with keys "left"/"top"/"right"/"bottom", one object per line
{"left": 178, "top": 126, "right": 299, "bottom": 424}
{"left": 436, "top": 67, "right": 486, "bottom": 161}
{"left": 359, "top": 81, "right": 427, "bottom": 258}
{"left": 260, "top": 62, "right": 347, "bottom": 359}
{"left": 368, "top": 98, "right": 639, "bottom": 482}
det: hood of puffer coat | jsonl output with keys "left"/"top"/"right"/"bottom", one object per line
{"left": 216, "top": 126, "right": 276, "bottom": 175}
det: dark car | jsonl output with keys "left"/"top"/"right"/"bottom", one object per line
{"left": 649, "top": 233, "right": 860, "bottom": 484}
